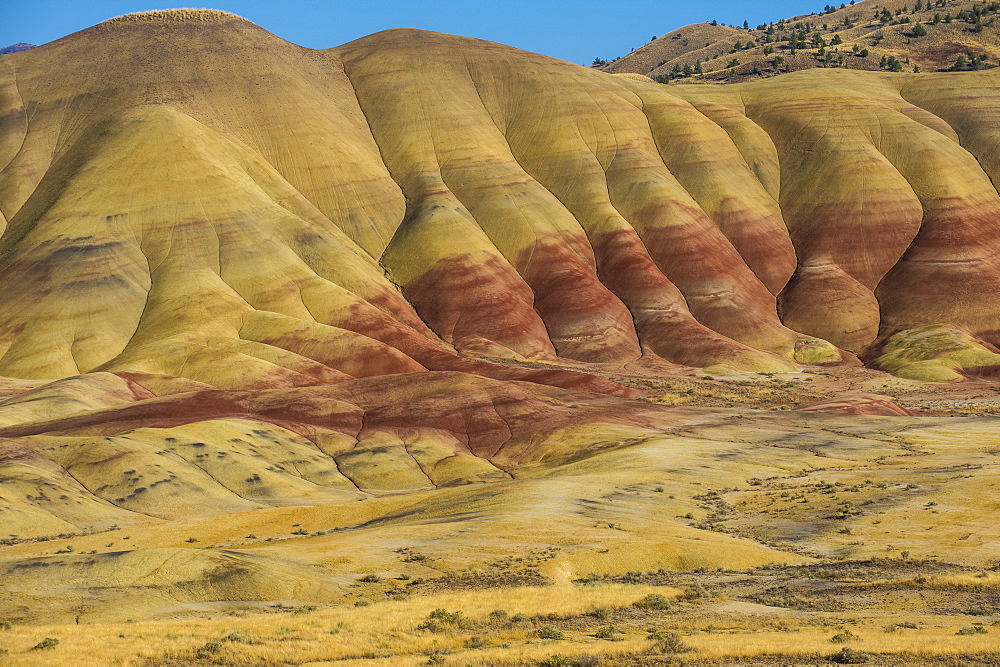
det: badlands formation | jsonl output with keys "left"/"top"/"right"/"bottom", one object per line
{"left": 1, "top": 9, "right": 1000, "bottom": 665}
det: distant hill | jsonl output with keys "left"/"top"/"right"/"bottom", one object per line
{"left": 601, "top": 0, "right": 1000, "bottom": 82}
{"left": 0, "top": 43, "right": 36, "bottom": 55}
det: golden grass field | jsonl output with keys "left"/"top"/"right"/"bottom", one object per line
{"left": 3, "top": 577, "right": 999, "bottom": 665}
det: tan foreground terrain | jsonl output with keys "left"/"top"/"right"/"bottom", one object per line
{"left": 2, "top": 364, "right": 1000, "bottom": 664}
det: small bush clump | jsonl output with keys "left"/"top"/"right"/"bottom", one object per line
{"left": 196, "top": 641, "right": 222, "bottom": 658}
{"left": 536, "top": 624, "right": 564, "bottom": 640}
{"left": 30, "top": 637, "right": 59, "bottom": 651}
{"left": 830, "top": 647, "right": 871, "bottom": 664}
{"left": 647, "top": 630, "right": 691, "bottom": 654}
{"left": 830, "top": 629, "right": 858, "bottom": 643}
{"left": 633, "top": 593, "right": 672, "bottom": 610}
{"left": 681, "top": 584, "right": 708, "bottom": 601}
{"left": 417, "top": 608, "right": 470, "bottom": 633}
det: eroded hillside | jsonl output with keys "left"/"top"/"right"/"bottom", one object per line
{"left": 1, "top": 10, "right": 1000, "bottom": 387}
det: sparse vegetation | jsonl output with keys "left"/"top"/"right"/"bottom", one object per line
{"left": 29, "top": 637, "right": 59, "bottom": 651}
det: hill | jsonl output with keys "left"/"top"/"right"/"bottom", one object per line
{"left": 0, "top": 44, "right": 35, "bottom": 55}
{"left": 1, "top": 11, "right": 1000, "bottom": 662}
{"left": 2, "top": 10, "right": 1000, "bottom": 386}
{"left": 602, "top": 0, "right": 1000, "bottom": 82}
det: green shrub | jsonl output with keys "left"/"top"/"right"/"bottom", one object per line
{"left": 831, "top": 647, "right": 871, "bottom": 664}
{"left": 586, "top": 605, "right": 613, "bottom": 619}
{"left": 417, "top": 608, "right": 468, "bottom": 632}
{"left": 540, "top": 655, "right": 572, "bottom": 667}
{"left": 30, "top": 637, "right": 59, "bottom": 651}
{"left": 957, "top": 625, "right": 989, "bottom": 635}
{"left": 647, "top": 630, "right": 691, "bottom": 654}
{"left": 196, "top": 641, "right": 222, "bottom": 658}
{"left": 681, "top": 584, "right": 707, "bottom": 601}
{"left": 537, "top": 625, "right": 564, "bottom": 640}
{"left": 595, "top": 624, "right": 622, "bottom": 640}
{"left": 634, "top": 593, "right": 672, "bottom": 610}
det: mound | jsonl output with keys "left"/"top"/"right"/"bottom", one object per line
{"left": 604, "top": 0, "right": 1000, "bottom": 82}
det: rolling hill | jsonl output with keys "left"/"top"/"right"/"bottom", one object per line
{"left": 602, "top": 0, "right": 1000, "bottom": 82}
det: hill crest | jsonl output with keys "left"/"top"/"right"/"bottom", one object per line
{"left": 601, "top": 0, "right": 1000, "bottom": 82}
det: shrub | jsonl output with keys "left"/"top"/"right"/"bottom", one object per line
{"left": 634, "top": 593, "right": 672, "bottom": 610}
{"left": 537, "top": 625, "right": 564, "bottom": 640}
{"left": 417, "top": 608, "right": 468, "bottom": 632}
{"left": 681, "top": 584, "right": 708, "bottom": 601}
{"left": 293, "top": 605, "right": 317, "bottom": 614}
{"left": 465, "top": 635, "right": 489, "bottom": 648}
{"left": 586, "top": 605, "right": 613, "bottom": 620}
{"left": 488, "top": 609, "right": 509, "bottom": 624}
{"left": 196, "top": 641, "right": 222, "bottom": 658}
{"left": 358, "top": 573, "right": 380, "bottom": 583}
{"left": 30, "top": 637, "right": 59, "bottom": 651}
{"left": 540, "top": 655, "right": 572, "bottom": 667}
{"left": 957, "top": 625, "right": 989, "bottom": 635}
{"left": 831, "top": 647, "right": 871, "bottom": 664}
{"left": 830, "top": 630, "right": 858, "bottom": 643}
{"left": 648, "top": 630, "right": 691, "bottom": 654}
{"left": 595, "top": 624, "right": 622, "bottom": 640}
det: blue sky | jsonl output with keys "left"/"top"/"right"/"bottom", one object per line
{"left": 4, "top": 0, "right": 820, "bottom": 66}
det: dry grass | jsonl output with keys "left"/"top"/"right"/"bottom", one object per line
{"left": 605, "top": 0, "right": 1000, "bottom": 82}
{"left": 1, "top": 582, "right": 998, "bottom": 665}
{"left": 103, "top": 9, "right": 242, "bottom": 24}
